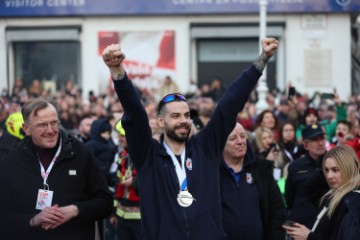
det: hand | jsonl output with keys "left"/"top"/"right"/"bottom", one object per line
{"left": 30, "top": 204, "right": 64, "bottom": 227}
{"left": 41, "top": 205, "right": 79, "bottom": 230}
{"left": 261, "top": 38, "right": 279, "bottom": 59}
{"left": 283, "top": 222, "right": 310, "bottom": 240}
{"left": 288, "top": 95, "right": 298, "bottom": 107}
{"left": 109, "top": 215, "right": 118, "bottom": 227}
{"left": 102, "top": 44, "right": 126, "bottom": 79}
{"left": 333, "top": 91, "right": 341, "bottom": 106}
{"left": 121, "top": 175, "right": 133, "bottom": 187}
{"left": 266, "top": 147, "right": 279, "bottom": 161}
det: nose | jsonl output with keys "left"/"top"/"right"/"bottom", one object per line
{"left": 236, "top": 136, "right": 245, "bottom": 144}
{"left": 180, "top": 115, "right": 190, "bottom": 123}
{"left": 326, "top": 171, "right": 334, "bottom": 180}
{"left": 46, "top": 123, "right": 55, "bottom": 133}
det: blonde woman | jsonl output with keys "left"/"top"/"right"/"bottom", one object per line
{"left": 283, "top": 145, "right": 360, "bottom": 240}
{"left": 253, "top": 127, "right": 285, "bottom": 180}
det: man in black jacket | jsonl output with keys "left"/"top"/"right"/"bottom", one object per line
{"left": 285, "top": 124, "right": 327, "bottom": 229}
{"left": 0, "top": 98, "right": 113, "bottom": 240}
{"left": 220, "top": 122, "right": 285, "bottom": 240}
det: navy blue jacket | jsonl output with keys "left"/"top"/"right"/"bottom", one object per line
{"left": 113, "top": 65, "right": 261, "bottom": 240}
{"left": 220, "top": 144, "right": 286, "bottom": 240}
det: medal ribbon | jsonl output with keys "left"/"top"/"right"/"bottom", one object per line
{"left": 163, "top": 142, "right": 187, "bottom": 191}
{"left": 39, "top": 139, "right": 62, "bottom": 191}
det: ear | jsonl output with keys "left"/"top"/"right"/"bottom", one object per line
{"left": 157, "top": 115, "right": 165, "bottom": 128}
{"left": 22, "top": 123, "right": 31, "bottom": 136}
{"left": 303, "top": 141, "right": 309, "bottom": 151}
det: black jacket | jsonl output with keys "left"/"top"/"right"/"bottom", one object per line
{"left": 85, "top": 118, "right": 117, "bottom": 184}
{"left": 307, "top": 190, "right": 360, "bottom": 240}
{"left": 285, "top": 153, "right": 326, "bottom": 228}
{"left": 338, "top": 190, "right": 360, "bottom": 239}
{"left": 220, "top": 143, "right": 286, "bottom": 240}
{"left": 114, "top": 65, "right": 261, "bottom": 240}
{"left": 0, "top": 131, "right": 20, "bottom": 162}
{"left": 0, "top": 130, "right": 113, "bottom": 240}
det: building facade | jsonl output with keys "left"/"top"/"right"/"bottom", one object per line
{"left": 0, "top": 0, "right": 359, "bottom": 101}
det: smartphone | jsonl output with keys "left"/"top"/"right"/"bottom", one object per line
{"left": 321, "top": 93, "right": 335, "bottom": 99}
{"left": 283, "top": 220, "right": 296, "bottom": 227}
{"left": 288, "top": 86, "right": 296, "bottom": 100}
{"left": 268, "top": 143, "right": 277, "bottom": 150}
{"left": 264, "top": 143, "right": 278, "bottom": 157}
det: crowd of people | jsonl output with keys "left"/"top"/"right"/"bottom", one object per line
{"left": 0, "top": 38, "right": 359, "bottom": 240}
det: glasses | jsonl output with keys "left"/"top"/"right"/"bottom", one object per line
{"left": 27, "top": 120, "right": 60, "bottom": 130}
{"left": 162, "top": 93, "right": 186, "bottom": 104}
{"left": 158, "top": 93, "right": 187, "bottom": 114}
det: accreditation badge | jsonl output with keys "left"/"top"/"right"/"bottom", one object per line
{"left": 36, "top": 189, "right": 54, "bottom": 210}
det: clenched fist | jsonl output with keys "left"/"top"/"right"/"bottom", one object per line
{"left": 261, "top": 38, "right": 278, "bottom": 59}
{"left": 102, "top": 44, "right": 126, "bottom": 80}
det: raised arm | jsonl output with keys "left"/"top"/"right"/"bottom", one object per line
{"left": 196, "top": 38, "right": 278, "bottom": 160}
{"left": 102, "top": 44, "right": 152, "bottom": 169}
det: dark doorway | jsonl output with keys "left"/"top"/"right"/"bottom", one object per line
{"left": 197, "top": 38, "right": 277, "bottom": 93}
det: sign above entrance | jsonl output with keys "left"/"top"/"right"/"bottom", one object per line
{"left": 1, "top": 0, "right": 359, "bottom": 17}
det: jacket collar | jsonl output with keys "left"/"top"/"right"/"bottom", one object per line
{"left": 159, "top": 133, "right": 192, "bottom": 158}
{"left": 20, "top": 129, "right": 75, "bottom": 162}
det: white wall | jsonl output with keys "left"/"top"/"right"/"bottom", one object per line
{"left": 0, "top": 13, "right": 352, "bottom": 101}
{"left": 285, "top": 14, "right": 351, "bottom": 100}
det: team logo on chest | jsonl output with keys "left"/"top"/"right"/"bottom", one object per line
{"left": 246, "top": 173, "right": 253, "bottom": 184}
{"left": 186, "top": 158, "right": 192, "bottom": 170}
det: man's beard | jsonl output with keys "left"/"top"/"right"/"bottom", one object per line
{"left": 165, "top": 123, "right": 190, "bottom": 143}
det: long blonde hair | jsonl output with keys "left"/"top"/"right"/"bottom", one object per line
{"left": 254, "top": 127, "right": 285, "bottom": 168}
{"left": 321, "top": 145, "right": 360, "bottom": 218}
{"left": 255, "top": 127, "right": 273, "bottom": 151}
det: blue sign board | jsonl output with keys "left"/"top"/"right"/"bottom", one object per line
{"left": 1, "top": 0, "right": 359, "bottom": 17}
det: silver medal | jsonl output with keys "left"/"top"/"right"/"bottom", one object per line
{"left": 177, "top": 190, "right": 195, "bottom": 207}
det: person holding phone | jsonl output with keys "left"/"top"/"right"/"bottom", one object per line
{"left": 253, "top": 127, "right": 286, "bottom": 180}
{"left": 283, "top": 145, "right": 360, "bottom": 240}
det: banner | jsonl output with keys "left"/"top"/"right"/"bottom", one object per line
{"left": 1, "top": 0, "right": 359, "bottom": 17}
{"left": 98, "top": 31, "right": 176, "bottom": 93}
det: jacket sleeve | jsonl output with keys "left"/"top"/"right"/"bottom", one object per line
{"left": 73, "top": 150, "right": 113, "bottom": 223}
{"left": 0, "top": 158, "right": 34, "bottom": 237}
{"left": 285, "top": 163, "right": 296, "bottom": 211}
{"left": 307, "top": 231, "right": 322, "bottom": 240}
{"left": 267, "top": 165, "right": 286, "bottom": 240}
{"left": 113, "top": 75, "right": 153, "bottom": 170}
